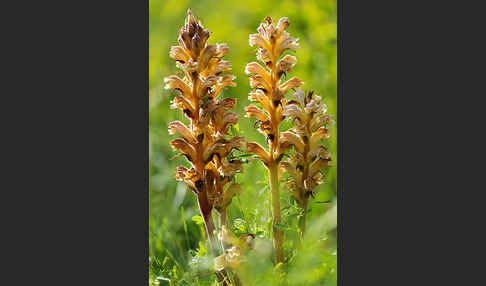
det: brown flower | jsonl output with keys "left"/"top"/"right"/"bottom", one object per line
{"left": 244, "top": 16, "right": 302, "bottom": 263}
{"left": 280, "top": 89, "right": 333, "bottom": 215}
{"left": 164, "top": 11, "right": 244, "bottom": 266}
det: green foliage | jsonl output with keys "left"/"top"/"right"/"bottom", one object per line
{"left": 150, "top": 0, "right": 337, "bottom": 285}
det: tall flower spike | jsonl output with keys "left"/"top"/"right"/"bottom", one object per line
{"left": 164, "top": 9, "right": 243, "bottom": 283}
{"left": 245, "top": 16, "right": 303, "bottom": 264}
{"left": 280, "top": 89, "right": 334, "bottom": 236}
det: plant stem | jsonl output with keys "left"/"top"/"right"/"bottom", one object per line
{"left": 301, "top": 199, "right": 308, "bottom": 238}
{"left": 219, "top": 209, "right": 227, "bottom": 228}
{"left": 197, "top": 193, "right": 231, "bottom": 286}
{"left": 197, "top": 191, "right": 217, "bottom": 252}
{"left": 218, "top": 209, "right": 230, "bottom": 251}
{"left": 269, "top": 162, "right": 284, "bottom": 264}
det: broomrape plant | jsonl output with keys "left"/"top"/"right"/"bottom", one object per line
{"left": 244, "top": 16, "right": 303, "bottom": 264}
{"left": 162, "top": 10, "right": 334, "bottom": 284}
{"left": 280, "top": 89, "right": 333, "bottom": 237}
{"left": 164, "top": 9, "right": 245, "bottom": 266}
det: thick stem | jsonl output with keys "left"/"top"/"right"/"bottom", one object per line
{"left": 269, "top": 162, "right": 284, "bottom": 264}
{"left": 197, "top": 193, "right": 231, "bottom": 286}
{"left": 197, "top": 192, "right": 217, "bottom": 252}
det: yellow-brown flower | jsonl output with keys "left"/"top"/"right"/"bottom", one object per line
{"left": 244, "top": 16, "right": 303, "bottom": 264}
{"left": 280, "top": 89, "right": 333, "bottom": 235}
{"left": 164, "top": 10, "right": 244, "bottom": 259}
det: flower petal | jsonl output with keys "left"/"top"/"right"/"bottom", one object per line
{"left": 213, "top": 60, "right": 232, "bottom": 74}
{"left": 310, "top": 127, "right": 330, "bottom": 150}
{"left": 210, "top": 75, "right": 236, "bottom": 99}
{"left": 276, "top": 55, "right": 297, "bottom": 78}
{"left": 280, "top": 131, "right": 305, "bottom": 153}
{"left": 291, "top": 89, "right": 306, "bottom": 105}
{"left": 308, "top": 145, "right": 330, "bottom": 161}
{"left": 279, "top": 77, "right": 304, "bottom": 95}
{"left": 246, "top": 142, "right": 270, "bottom": 166}
{"left": 248, "top": 89, "right": 272, "bottom": 111}
{"left": 168, "top": 121, "right": 196, "bottom": 143}
{"left": 280, "top": 161, "right": 298, "bottom": 183}
{"left": 275, "top": 33, "right": 299, "bottom": 56}
{"left": 220, "top": 111, "right": 239, "bottom": 134}
{"left": 245, "top": 62, "right": 271, "bottom": 85}
{"left": 170, "top": 138, "right": 196, "bottom": 162}
{"left": 203, "top": 137, "right": 245, "bottom": 163}
{"left": 164, "top": 76, "right": 192, "bottom": 99}
{"left": 256, "top": 47, "right": 272, "bottom": 66}
{"left": 249, "top": 33, "right": 272, "bottom": 54}
{"left": 245, "top": 106, "right": 269, "bottom": 122}
{"left": 249, "top": 75, "right": 272, "bottom": 92}
{"left": 178, "top": 167, "right": 202, "bottom": 193}
{"left": 310, "top": 114, "right": 334, "bottom": 132}
{"left": 199, "top": 44, "right": 218, "bottom": 71}
{"left": 283, "top": 102, "right": 305, "bottom": 123}
{"left": 170, "top": 95, "right": 195, "bottom": 119}
{"left": 218, "top": 160, "right": 244, "bottom": 177}
{"left": 175, "top": 166, "right": 188, "bottom": 181}
{"left": 219, "top": 97, "right": 237, "bottom": 109}
{"left": 198, "top": 75, "right": 218, "bottom": 98}
{"left": 169, "top": 46, "right": 190, "bottom": 63}
{"left": 275, "top": 17, "right": 290, "bottom": 37}
{"left": 309, "top": 157, "right": 330, "bottom": 176}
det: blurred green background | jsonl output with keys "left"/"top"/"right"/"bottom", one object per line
{"left": 149, "top": 0, "right": 337, "bottom": 285}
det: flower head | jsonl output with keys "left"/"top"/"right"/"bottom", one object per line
{"left": 165, "top": 9, "right": 244, "bottom": 217}
{"left": 280, "top": 90, "right": 333, "bottom": 206}
{"left": 245, "top": 16, "right": 303, "bottom": 162}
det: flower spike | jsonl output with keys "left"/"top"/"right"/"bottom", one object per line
{"left": 245, "top": 16, "right": 303, "bottom": 264}
{"left": 164, "top": 9, "right": 244, "bottom": 283}
{"left": 280, "top": 89, "right": 333, "bottom": 236}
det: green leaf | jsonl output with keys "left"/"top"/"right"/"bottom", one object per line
{"left": 192, "top": 215, "right": 204, "bottom": 226}
{"left": 196, "top": 241, "right": 207, "bottom": 257}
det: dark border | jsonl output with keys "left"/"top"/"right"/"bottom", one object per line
{"left": 145, "top": 0, "right": 150, "bottom": 280}
{"left": 337, "top": 0, "right": 343, "bottom": 285}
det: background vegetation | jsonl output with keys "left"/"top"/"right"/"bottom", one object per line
{"left": 149, "top": 0, "right": 337, "bottom": 285}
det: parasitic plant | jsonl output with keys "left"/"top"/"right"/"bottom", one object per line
{"left": 165, "top": 9, "right": 245, "bottom": 264}
{"left": 244, "top": 16, "right": 303, "bottom": 263}
{"left": 280, "top": 89, "right": 333, "bottom": 236}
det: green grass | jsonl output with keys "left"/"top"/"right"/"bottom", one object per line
{"left": 150, "top": 0, "right": 337, "bottom": 284}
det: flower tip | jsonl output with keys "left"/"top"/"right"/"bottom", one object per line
{"left": 186, "top": 8, "right": 194, "bottom": 19}
{"left": 279, "top": 17, "right": 289, "bottom": 24}
{"left": 244, "top": 65, "right": 250, "bottom": 75}
{"left": 277, "top": 17, "right": 290, "bottom": 31}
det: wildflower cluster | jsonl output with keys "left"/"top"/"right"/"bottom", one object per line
{"left": 163, "top": 10, "right": 334, "bottom": 283}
